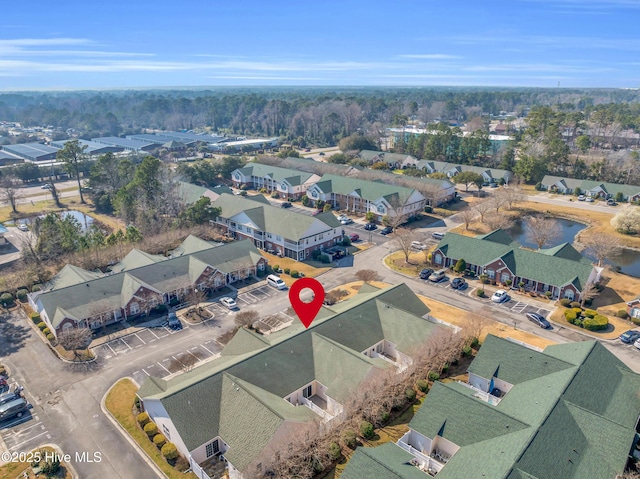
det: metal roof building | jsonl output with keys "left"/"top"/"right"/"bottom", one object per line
{"left": 91, "top": 137, "right": 156, "bottom": 152}
{"left": 152, "top": 131, "right": 226, "bottom": 144}
{"left": 2, "top": 142, "right": 60, "bottom": 162}
{"left": 50, "top": 139, "right": 123, "bottom": 156}
{"left": 126, "top": 133, "right": 197, "bottom": 147}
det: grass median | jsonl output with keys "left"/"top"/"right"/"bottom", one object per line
{"left": 105, "top": 378, "right": 197, "bottom": 479}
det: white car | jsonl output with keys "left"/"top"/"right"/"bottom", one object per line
{"left": 411, "top": 241, "right": 427, "bottom": 250}
{"left": 585, "top": 197, "right": 594, "bottom": 203}
{"left": 17, "top": 223, "right": 28, "bottom": 231}
{"left": 340, "top": 217, "right": 353, "bottom": 225}
{"left": 220, "top": 297, "right": 238, "bottom": 310}
{"left": 40, "top": 184, "right": 52, "bottom": 190}
{"left": 577, "top": 195, "right": 586, "bottom": 201}
{"left": 634, "top": 338, "right": 640, "bottom": 350}
{"left": 337, "top": 214, "right": 348, "bottom": 221}
{"left": 491, "top": 289, "right": 509, "bottom": 303}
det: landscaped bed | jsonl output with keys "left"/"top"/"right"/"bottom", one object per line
{"left": 0, "top": 446, "right": 72, "bottom": 479}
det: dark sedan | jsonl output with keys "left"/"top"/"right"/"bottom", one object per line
{"left": 364, "top": 223, "right": 377, "bottom": 231}
{"left": 419, "top": 268, "right": 434, "bottom": 280}
{"left": 525, "top": 312, "right": 551, "bottom": 329}
{"left": 380, "top": 226, "right": 393, "bottom": 235}
{"left": 619, "top": 330, "right": 640, "bottom": 344}
{"left": 451, "top": 278, "right": 466, "bottom": 289}
{"left": 280, "top": 202, "right": 292, "bottom": 208}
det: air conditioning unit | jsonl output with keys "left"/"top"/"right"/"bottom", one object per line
{"left": 219, "top": 455, "right": 225, "bottom": 462}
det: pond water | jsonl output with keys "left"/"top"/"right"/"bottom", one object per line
{"left": 507, "top": 217, "right": 640, "bottom": 278}
{"left": 60, "top": 210, "right": 94, "bottom": 232}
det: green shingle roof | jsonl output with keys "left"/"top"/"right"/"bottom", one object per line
{"left": 140, "top": 283, "right": 443, "bottom": 469}
{"left": 340, "top": 443, "right": 428, "bottom": 479}
{"left": 436, "top": 230, "right": 595, "bottom": 290}
{"left": 236, "top": 163, "right": 317, "bottom": 186}
{"left": 109, "top": 248, "right": 166, "bottom": 273}
{"left": 44, "top": 264, "right": 103, "bottom": 291}
{"left": 542, "top": 175, "right": 640, "bottom": 198}
{"left": 213, "top": 193, "right": 340, "bottom": 241}
{"left": 312, "top": 174, "right": 419, "bottom": 204}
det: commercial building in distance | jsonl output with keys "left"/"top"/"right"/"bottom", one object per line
{"left": 2, "top": 142, "right": 60, "bottom": 163}
{"left": 92, "top": 136, "right": 156, "bottom": 152}
{"left": 50, "top": 139, "right": 123, "bottom": 156}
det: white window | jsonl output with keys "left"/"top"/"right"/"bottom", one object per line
{"left": 434, "top": 254, "right": 442, "bottom": 265}
{"left": 632, "top": 308, "right": 640, "bottom": 319}
{"left": 563, "top": 289, "right": 575, "bottom": 300}
{"left": 500, "top": 273, "right": 510, "bottom": 283}
{"left": 162, "top": 424, "right": 171, "bottom": 440}
{"left": 257, "top": 262, "right": 265, "bottom": 271}
{"left": 214, "top": 277, "right": 223, "bottom": 287}
{"left": 377, "top": 205, "right": 385, "bottom": 213}
{"left": 310, "top": 189, "right": 317, "bottom": 198}
{"left": 205, "top": 440, "right": 219, "bottom": 458}
{"left": 275, "top": 235, "right": 282, "bottom": 242}
{"left": 130, "top": 302, "right": 140, "bottom": 315}
{"left": 486, "top": 269, "right": 496, "bottom": 279}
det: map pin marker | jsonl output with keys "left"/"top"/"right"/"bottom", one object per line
{"left": 289, "top": 278, "right": 325, "bottom": 329}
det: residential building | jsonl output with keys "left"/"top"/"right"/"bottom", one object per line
{"left": 432, "top": 230, "right": 601, "bottom": 301}
{"left": 342, "top": 334, "right": 640, "bottom": 479}
{"left": 28, "top": 238, "right": 266, "bottom": 337}
{"left": 231, "top": 163, "right": 321, "bottom": 199}
{"left": 2, "top": 142, "right": 60, "bottom": 163}
{"left": 415, "top": 160, "right": 513, "bottom": 185}
{"left": 306, "top": 174, "right": 426, "bottom": 222}
{"left": 138, "top": 283, "right": 448, "bottom": 479}
{"left": 176, "top": 181, "right": 232, "bottom": 205}
{"left": 540, "top": 175, "right": 640, "bottom": 202}
{"left": 386, "top": 127, "right": 514, "bottom": 153}
{"left": 626, "top": 296, "right": 640, "bottom": 320}
{"left": 212, "top": 193, "right": 342, "bottom": 260}
{"left": 358, "top": 150, "right": 419, "bottom": 169}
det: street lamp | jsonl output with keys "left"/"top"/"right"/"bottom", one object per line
{"left": 481, "top": 268, "right": 487, "bottom": 295}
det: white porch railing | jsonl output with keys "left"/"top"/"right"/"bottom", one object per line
{"left": 300, "top": 397, "right": 333, "bottom": 422}
{"left": 189, "top": 456, "right": 213, "bottom": 479}
{"left": 456, "top": 380, "right": 501, "bottom": 405}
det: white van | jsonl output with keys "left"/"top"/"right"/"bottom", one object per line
{"left": 432, "top": 232, "right": 445, "bottom": 240}
{"left": 266, "top": 274, "right": 287, "bottom": 290}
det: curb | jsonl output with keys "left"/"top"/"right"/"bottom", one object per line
{"left": 101, "top": 377, "right": 166, "bottom": 479}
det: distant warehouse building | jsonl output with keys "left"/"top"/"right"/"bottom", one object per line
{"left": 2, "top": 142, "right": 60, "bottom": 163}
{"left": 50, "top": 139, "right": 123, "bottom": 156}
{"left": 91, "top": 137, "right": 156, "bottom": 152}
{"left": 0, "top": 150, "right": 23, "bottom": 166}
{"left": 210, "top": 137, "right": 278, "bottom": 152}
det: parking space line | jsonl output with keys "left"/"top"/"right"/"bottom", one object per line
{"left": 185, "top": 350, "right": 200, "bottom": 361}
{"left": 148, "top": 329, "right": 161, "bottom": 339}
{"left": 12, "top": 422, "right": 42, "bottom": 434}
{"left": 121, "top": 338, "right": 132, "bottom": 350}
{"left": 135, "top": 333, "right": 146, "bottom": 345}
{"left": 8, "top": 431, "right": 49, "bottom": 451}
{"left": 156, "top": 362, "right": 171, "bottom": 374}
{"left": 106, "top": 342, "right": 117, "bottom": 355}
{"left": 200, "top": 344, "right": 215, "bottom": 355}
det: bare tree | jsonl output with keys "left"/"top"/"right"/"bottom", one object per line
{"left": 580, "top": 282, "right": 599, "bottom": 308}
{"left": 323, "top": 289, "right": 349, "bottom": 305}
{"left": 611, "top": 205, "right": 640, "bottom": 235}
{"left": 473, "top": 201, "right": 492, "bottom": 223}
{"left": 485, "top": 212, "right": 515, "bottom": 231}
{"left": 354, "top": 269, "right": 382, "bottom": 283}
{"left": 57, "top": 328, "right": 93, "bottom": 361}
{"left": 187, "top": 287, "right": 207, "bottom": 314}
{"left": 497, "top": 186, "right": 524, "bottom": 210}
{"left": 393, "top": 227, "right": 419, "bottom": 263}
{"left": 235, "top": 310, "right": 260, "bottom": 328}
{"left": 0, "top": 175, "right": 22, "bottom": 214}
{"left": 525, "top": 216, "right": 561, "bottom": 249}
{"left": 459, "top": 207, "right": 476, "bottom": 230}
{"left": 582, "top": 235, "right": 621, "bottom": 266}
{"left": 489, "top": 191, "right": 508, "bottom": 213}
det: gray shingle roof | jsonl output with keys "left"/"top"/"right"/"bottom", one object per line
{"left": 340, "top": 443, "right": 429, "bottom": 479}
{"left": 542, "top": 175, "right": 640, "bottom": 198}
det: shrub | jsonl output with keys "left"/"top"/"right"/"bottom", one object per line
{"left": 272, "top": 264, "right": 279, "bottom": 272}
{"left": 405, "top": 388, "right": 417, "bottom": 402}
{"left": 380, "top": 411, "right": 390, "bottom": 424}
{"left": 43, "top": 328, "right": 50, "bottom": 335}
{"left": 323, "top": 204, "right": 332, "bottom": 212}
{"left": 573, "top": 307, "right": 583, "bottom": 316}
{"left": 161, "top": 442, "right": 179, "bottom": 461}
{"left": 144, "top": 422, "right": 158, "bottom": 437}
{"left": 239, "top": 191, "right": 247, "bottom": 196}
{"left": 574, "top": 319, "right": 583, "bottom": 328}
{"left": 40, "top": 458, "right": 60, "bottom": 475}
{"left": 311, "top": 250, "right": 322, "bottom": 260}
{"left": 46, "top": 333, "right": 54, "bottom": 341}
{"left": 0, "top": 366, "right": 5, "bottom": 376}
{"left": 320, "top": 254, "right": 331, "bottom": 263}
{"left": 479, "top": 274, "right": 488, "bottom": 284}
{"left": 153, "top": 434, "right": 166, "bottom": 448}
{"left": 0, "top": 292, "right": 14, "bottom": 307}
{"left": 584, "top": 314, "right": 608, "bottom": 331}
{"left": 632, "top": 317, "right": 640, "bottom": 326}
{"left": 328, "top": 442, "right": 341, "bottom": 461}
{"left": 301, "top": 195, "right": 310, "bottom": 207}
{"left": 137, "top": 412, "right": 150, "bottom": 426}
{"left": 428, "top": 371, "right": 440, "bottom": 381}
{"left": 476, "top": 289, "right": 485, "bottom": 297}
{"left": 359, "top": 421, "right": 374, "bottom": 439}
{"left": 37, "top": 322, "right": 47, "bottom": 330}
{"left": 154, "top": 304, "right": 168, "bottom": 314}
{"left": 564, "top": 309, "right": 577, "bottom": 323}
{"left": 545, "top": 291, "right": 552, "bottom": 298}
{"left": 284, "top": 268, "right": 290, "bottom": 275}
{"left": 453, "top": 258, "right": 466, "bottom": 273}
{"left": 617, "top": 310, "right": 629, "bottom": 319}
{"left": 470, "top": 337, "right": 480, "bottom": 348}
{"left": 505, "top": 279, "right": 512, "bottom": 287}
{"left": 570, "top": 301, "right": 581, "bottom": 309}
{"left": 416, "top": 379, "right": 429, "bottom": 393}
{"left": 30, "top": 312, "right": 41, "bottom": 322}
{"left": 462, "top": 345, "right": 472, "bottom": 356}
{"left": 270, "top": 191, "right": 279, "bottom": 198}
{"left": 16, "top": 289, "right": 28, "bottom": 302}
{"left": 583, "top": 309, "right": 597, "bottom": 318}
{"left": 341, "top": 429, "right": 358, "bottom": 449}
{"left": 560, "top": 298, "right": 571, "bottom": 307}
{"left": 341, "top": 237, "right": 351, "bottom": 247}
{"left": 259, "top": 188, "right": 267, "bottom": 193}
{"left": 290, "top": 271, "right": 299, "bottom": 278}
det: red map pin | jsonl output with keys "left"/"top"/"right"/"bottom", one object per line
{"left": 289, "top": 278, "right": 325, "bottom": 329}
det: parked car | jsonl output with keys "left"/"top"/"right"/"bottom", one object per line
{"left": 167, "top": 312, "right": 182, "bottom": 330}
{"left": 419, "top": 268, "right": 434, "bottom": 280}
{"left": 634, "top": 338, "right": 640, "bottom": 350}
{"left": 40, "top": 184, "right": 52, "bottom": 190}
{"left": 312, "top": 209, "right": 322, "bottom": 216}
{"left": 337, "top": 214, "right": 348, "bottom": 221}
{"left": 0, "top": 385, "right": 23, "bottom": 407}
{"left": 585, "top": 197, "right": 594, "bottom": 202}
{"left": 220, "top": 297, "right": 238, "bottom": 309}
{"left": 577, "top": 195, "right": 586, "bottom": 201}
{"left": 17, "top": 223, "right": 28, "bottom": 231}
{"left": 607, "top": 199, "right": 618, "bottom": 206}
{"left": 429, "top": 269, "right": 446, "bottom": 283}
{"left": 0, "top": 397, "right": 29, "bottom": 421}
{"left": 451, "top": 278, "right": 466, "bottom": 290}
{"left": 266, "top": 274, "right": 287, "bottom": 290}
{"left": 411, "top": 241, "right": 427, "bottom": 250}
{"left": 491, "top": 289, "right": 509, "bottom": 303}
{"left": 380, "top": 226, "right": 393, "bottom": 235}
{"left": 619, "top": 330, "right": 640, "bottom": 344}
{"left": 280, "top": 202, "right": 292, "bottom": 209}
{"left": 364, "top": 223, "right": 377, "bottom": 231}
{"left": 340, "top": 218, "right": 353, "bottom": 225}
{"left": 432, "top": 232, "right": 445, "bottom": 240}
{"left": 349, "top": 234, "right": 359, "bottom": 242}
{"left": 526, "top": 312, "right": 551, "bottom": 329}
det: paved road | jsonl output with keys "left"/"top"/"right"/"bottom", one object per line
{"left": 2, "top": 226, "right": 639, "bottom": 477}
{"left": 524, "top": 193, "right": 617, "bottom": 214}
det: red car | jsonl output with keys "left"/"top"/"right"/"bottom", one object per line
{"left": 349, "top": 234, "right": 359, "bottom": 242}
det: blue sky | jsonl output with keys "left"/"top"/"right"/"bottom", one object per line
{"left": 1, "top": 0, "right": 639, "bottom": 90}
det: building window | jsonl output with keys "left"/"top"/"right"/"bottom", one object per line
{"left": 486, "top": 269, "right": 495, "bottom": 279}
{"left": 500, "top": 273, "right": 510, "bottom": 284}
{"left": 206, "top": 440, "right": 219, "bottom": 458}
{"left": 162, "top": 424, "right": 171, "bottom": 440}
{"left": 564, "top": 289, "right": 575, "bottom": 300}
{"left": 257, "top": 262, "right": 265, "bottom": 271}
{"left": 434, "top": 254, "right": 442, "bottom": 265}
{"left": 310, "top": 189, "right": 317, "bottom": 198}
{"left": 303, "top": 384, "right": 312, "bottom": 398}
{"left": 377, "top": 205, "right": 385, "bottom": 213}
{"left": 130, "top": 302, "right": 140, "bottom": 315}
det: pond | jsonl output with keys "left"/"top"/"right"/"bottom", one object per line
{"left": 507, "top": 217, "right": 640, "bottom": 278}
{"left": 17, "top": 210, "right": 96, "bottom": 232}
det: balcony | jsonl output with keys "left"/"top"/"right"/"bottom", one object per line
{"left": 456, "top": 380, "right": 501, "bottom": 406}
{"left": 397, "top": 439, "right": 444, "bottom": 476}
{"left": 301, "top": 396, "right": 333, "bottom": 423}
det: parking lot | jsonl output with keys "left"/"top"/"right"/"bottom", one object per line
{"left": 0, "top": 377, "right": 50, "bottom": 457}
{"left": 424, "top": 277, "right": 552, "bottom": 318}
{"left": 94, "top": 323, "right": 186, "bottom": 360}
